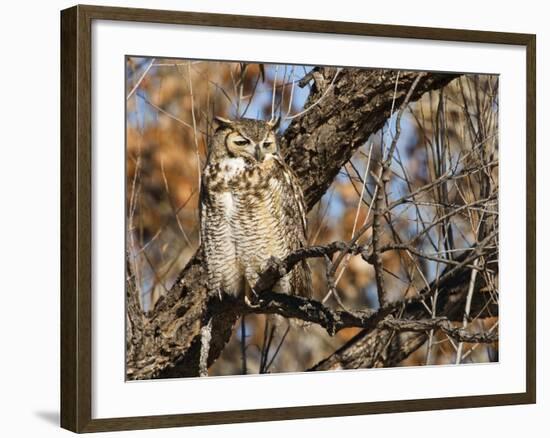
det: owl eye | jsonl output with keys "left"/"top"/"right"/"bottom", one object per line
{"left": 263, "top": 141, "right": 273, "bottom": 148}
{"left": 233, "top": 138, "right": 249, "bottom": 146}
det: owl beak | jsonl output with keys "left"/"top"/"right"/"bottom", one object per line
{"left": 254, "top": 145, "right": 262, "bottom": 161}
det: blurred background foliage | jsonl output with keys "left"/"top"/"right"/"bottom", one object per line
{"left": 126, "top": 57, "right": 498, "bottom": 375}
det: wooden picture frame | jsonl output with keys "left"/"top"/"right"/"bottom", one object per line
{"left": 60, "top": 4, "right": 536, "bottom": 433}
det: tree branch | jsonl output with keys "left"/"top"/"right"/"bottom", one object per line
{"left": 243, "top": 290, "right": 497, "bottom": 344}
{"left": 126, "top": 68, "right": 462, "bottom": 379}
{"left": 280, "top": 68, "right": 460, "bottom": 209}
{"left": 378, "top": 317, "right": 497, "bottom": 344}
{"left": 371, "top": 73, "right": 425, "bottom": 306}
{"left": 310, "top": 233, "right": 498, "bottom": 371}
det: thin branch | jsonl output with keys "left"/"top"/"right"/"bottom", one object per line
{"left": 240, "top": 316, "right": 248, "bottom": 374}
{"left": 379, "top": 317, "right": 497, "bottom": 344}
{"left": 456, "top": 258, "right": 480, "bottom": 363}
{"left": 127, "top": 58, "right": 156, "bottom": 100}
{"left": 160, "top": 157, "right": 193, "bottom": 248}
{"left": 186, "top": 61, "right": 203, "bottom": 235}
{"left": 333, "top": 142, "right": 375, "bottom": 288}
{"left": 136, "top": 92, "right": 194, "bottom": 130}
{"left": 371, "top": 73, "right": 425, "bottom": 306}
{"left": 271, "top": 65, "right": 279, "bottom": 120}
{"left": 284, "top": 68, "right": 342, "bottom": 120}
{"left": 264, "top": 324, "right": 291, "bottom": 372}
{"left": 253, "top": 241, "right": 368, "bottom": 294}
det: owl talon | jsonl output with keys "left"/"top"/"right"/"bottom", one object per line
{"left": 244, "top": 295, "right": 260, "bottom": 309}
{"left": 250, "top": 287, "right": 259, "bottom": 299}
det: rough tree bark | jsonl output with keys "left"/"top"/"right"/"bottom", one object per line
{"left": 126, "top": 68, "right": 464, "bottom": 380}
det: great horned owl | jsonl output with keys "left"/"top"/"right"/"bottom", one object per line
{"left": 199, "top": 116, "right": 312, "bottom": 301}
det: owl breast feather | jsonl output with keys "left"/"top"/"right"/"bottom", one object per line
{"left": 202, "top": 154, "right": 310, "bottom": 298}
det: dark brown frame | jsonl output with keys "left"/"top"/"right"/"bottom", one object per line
{"left": 60, "top": 4, "right": 536, "bottom": 433}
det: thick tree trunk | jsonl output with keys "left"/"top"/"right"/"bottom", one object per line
{"left": 126, "top": 68, "right": 462, "bottom": 380}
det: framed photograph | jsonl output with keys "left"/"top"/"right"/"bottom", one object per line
{"left": 60, "top": 4, "right": 536, "bottom": 433}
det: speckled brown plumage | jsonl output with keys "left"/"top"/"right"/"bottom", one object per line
{"left": 199, "top": 117, "right": 312, "bottom": 301}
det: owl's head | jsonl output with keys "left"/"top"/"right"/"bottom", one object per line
{"left": 213, "top": 116, "right": 280, "bottom": 162}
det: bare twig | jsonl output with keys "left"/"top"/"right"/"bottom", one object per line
{"left": 240, "top": 316, "right": 248, "bottom": 374}
{"left": 127, "top": 58, "right": 156, "bottom": 100}
{"left": 136, "top": 92, "right": 195, "bottom": 130}
{"left": 379, "top": 317, "right": 496, "bottom": 344}
{"left": 264, "top": 324, "right": 291, "bottom": 372}
{"left": 371, "top": 73, "right": 425, "bottom": 306}
{"left": 186, "top": 62, "right": 203, "bottom": 235}
{"left": 284, "top": 68, "right": 342, "bottom": 120}
{"left": 456, "top": 258, "right": 480, "bottom": 363}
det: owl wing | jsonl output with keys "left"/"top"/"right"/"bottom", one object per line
{"left": 271, "top": 156, "right": 308, "bottom": 241}
{"left": 269, "top": 156, "right": 312, "bottom": 298}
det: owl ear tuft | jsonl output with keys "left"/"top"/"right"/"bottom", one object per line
{"left": 214, "top": 116, "right": 234, "bottom": 128}
{"left": 268, "top": 116, "right": 281, "bottom": 130}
